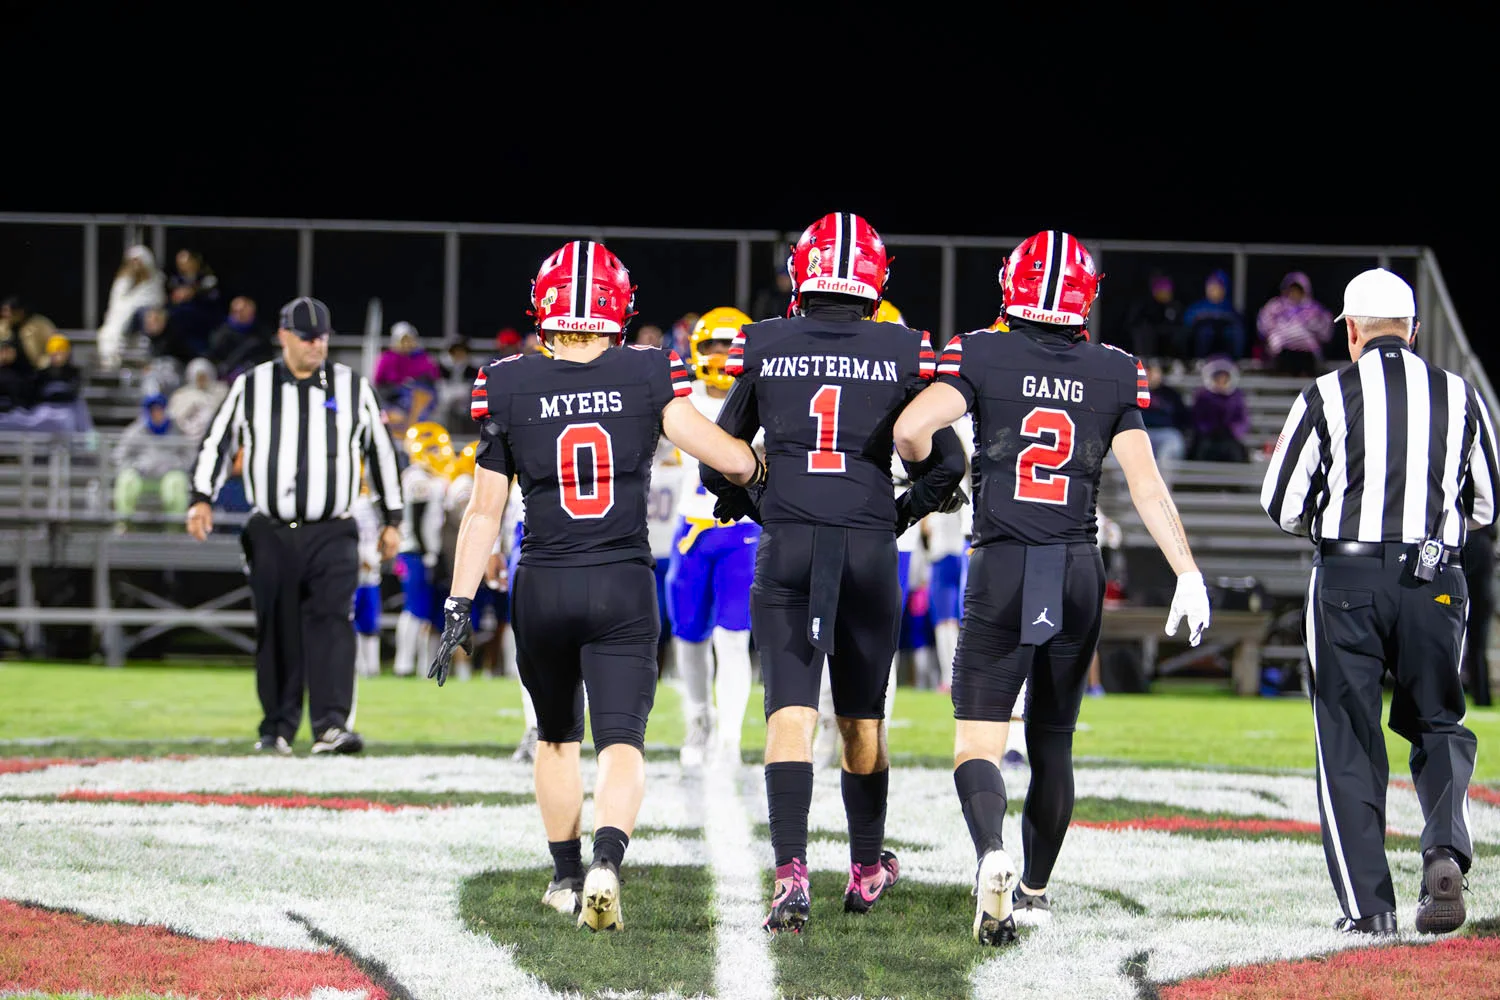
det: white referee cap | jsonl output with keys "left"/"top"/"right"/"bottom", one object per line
{"left": 1335, "top": 268, "right": 1416, "bottom": 322}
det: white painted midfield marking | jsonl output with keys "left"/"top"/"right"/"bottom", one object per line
{"left": 700, "top": 757, "right": 776, "bottom": 1000}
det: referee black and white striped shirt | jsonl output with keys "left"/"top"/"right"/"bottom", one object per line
{"left": 188, "top": 355, "right": 403, "bottom": 527}
{"left": 1261, "top": 336, "right": 1500, "bottom": 548}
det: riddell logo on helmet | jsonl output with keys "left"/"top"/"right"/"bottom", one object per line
{"left": 807, "top": 277, "right": 865, "bottom": 295}
{"left": 551, "top": 317, "right": 611, "bottom": 332}
{"left": 1014, "top": 306, "right": 1071, "bottom": 323}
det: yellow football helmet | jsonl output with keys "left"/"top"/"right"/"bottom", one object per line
{"left": 406, "top": 421, "right": 454, "bottom": 476}
{"left": 874, "top": 300, "right": 905, "bottom": 325}
{"left": 690, "top": 307, "right": 749, "bottom": 391}
{"left": 448, "top": 440, "right": 478, "bottom": 481}
{"left": 988, "top": 315, "right": 1010, "bottom": 332}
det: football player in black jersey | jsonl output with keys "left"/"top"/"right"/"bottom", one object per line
{"left": 430, "top": 241, "right": 762, "bottom": 933}
{"left": 895, "top": 230, "right": 1212, "bottom": 945}
{"left": 704, "top": 212, "right": 967, "bottom": 933}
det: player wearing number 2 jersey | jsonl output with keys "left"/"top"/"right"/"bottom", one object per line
{"left": 895, "top": 230, "right": 1212, "bottom": 947}
{"left": 703, "top": 212, "right": 967, "bottom": 934}
{"left": 428, "top": 240, "right": 762, "bottom": 934}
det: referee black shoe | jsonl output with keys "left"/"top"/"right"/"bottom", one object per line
{"left": 311, "top": 727, "right": 364, "bottom": 755}
{"left": 1416, "top": 847, "right": 1467, "bottom": 934}
{"left": 1334, "top": 911, "right": 1397, "bottom": 936}
{"left": 253, "top": 735, "right": 292, "bottom": 756}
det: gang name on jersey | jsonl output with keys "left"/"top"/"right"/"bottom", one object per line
{"left": 1021, "top": 374, "right": 1085, "bottom": 403}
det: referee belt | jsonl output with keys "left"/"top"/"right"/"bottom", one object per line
{"left": 1318, "top": 539, "right": 1462, "bottom": 566}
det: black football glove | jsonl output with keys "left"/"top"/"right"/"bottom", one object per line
{"left": 937, "top": 486, "right": 970, "bottom": 515}
{"left": 895, "top": 485, "right": 969, "bottom": 535}
{"left": 428, "top": 596, "right": 473, "bottom": 688}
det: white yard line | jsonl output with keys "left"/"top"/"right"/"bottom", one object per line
{"left": 701, "top": 759, "right": 776, "bottom": 1000}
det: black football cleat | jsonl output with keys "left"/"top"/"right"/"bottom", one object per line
{"left": 1334, "top": 911, "right": 1397, "bottom": 936}
{"left": 1012, "top": 883, "right": 1051, "bottom": 923}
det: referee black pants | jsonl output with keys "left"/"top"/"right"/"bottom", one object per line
{"left": 241, "top": 514, "right": 360, "bottom": 741}
{"left": 1306, "top": 544, "right": 1476, "bottom": 921}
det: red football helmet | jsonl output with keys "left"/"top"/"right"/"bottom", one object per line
{"left": 529, "top": 240, "right": 637, "bottom": 344}
{"left": 786, "top": 212, "right": 890, "bottom": 314}
{"left": 1000, "top": 230, "right": 1101, "bottom": 327}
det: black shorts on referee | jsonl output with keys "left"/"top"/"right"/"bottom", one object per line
{"left": 510, "top": 560, "right": 660, "bottom": 751}
{"left": 953, "top": 541, "right": 1105, "bottom": 729}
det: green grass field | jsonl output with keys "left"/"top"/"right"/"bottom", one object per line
{"left": 4, "top": 660, "right": 1500, "bottom": 779}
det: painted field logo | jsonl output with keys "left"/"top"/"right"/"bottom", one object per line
{"left": 0, "top": 755, "right": 1493, "bottom": 999}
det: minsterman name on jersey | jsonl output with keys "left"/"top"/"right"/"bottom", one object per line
{"left": 1022, "top": 375, "right": 1085, "bottom": 403}
{"left": 759, "top": 356, "right": 901, "bottom": 381}
{"left": 540, "top": 390, "right": 625, "bottom": 419}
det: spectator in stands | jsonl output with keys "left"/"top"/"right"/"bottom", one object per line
{"left": 0, "top": 296, "right": 59, "bottom": 374}
{"left": 166, "top": 250, "right": 223, "bottom": 358}
{"left": 209, "top": 296, "right": 275, "bottom": 378}
{"left": 668, "top": 312, "right": 698, "bottom": 357}
{"left": 139, "top": 306, "right": 194, "bottom": 366}
{"left": 1140, "top": 361, "right": 1190, "bottom": 468}
{"left": 1189, "top": 357, "right": 1250, "bottom": 462}
{"left": 0, "top": 339, "right": 32, "bottom": 415}
{"left": 1123, "top": 271, "right": 1187, "bottom": 364}
{"left": 1183, "top": 269, "right": 1246, "bottom": 362}
{"left": 437, "top": 336, "right": 482, "bottom": 427}
{"left": 521, "top": 331, "right": 545, "bottom": 355}
{"left": 113, "top": 392, "right": 190, "bottom": 532}
{"left": 96, "top": 246, "right": 167, "bottom": 371}
{"left": 752, "top": 271, "right": 794, "bottom": 320}
{"left": 374, "top": 321, "right": 441, "bottom": 395}
{"left": 140, "top": 356, "right": 182, "bottom": 399}
{"left": 168, "top": 358, "right": 228, "bottom": 441}
{"left": 1256, "top": 271, "right": 1334, "bottom": 378}
{"left": 632, "top": 324, "right": 664, "bottom": 347}
{"left": 4, "top": 334, "right": 93, "bottom": 434}
{"left": 495, "top": 328, "right": 523, "bottom": 358}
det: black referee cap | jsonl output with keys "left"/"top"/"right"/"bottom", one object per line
{"left": 279, "top": 296, "right": 333, "bottom": 339}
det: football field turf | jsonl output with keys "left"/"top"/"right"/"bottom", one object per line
{"left": 3, "top": 660, "right": 1500, "bottom": 1000}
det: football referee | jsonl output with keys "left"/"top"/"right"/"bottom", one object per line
{"left": 186, "top": 297, "right": 404, "bottom": 756}
{"left": 1261, "top": 268, "right": 1498, "bottom": 937}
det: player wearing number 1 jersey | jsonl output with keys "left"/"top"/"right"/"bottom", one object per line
{"left": 428, "top": 240, "right": 762, "bottom": 934}
{"left": 703, "top": 212, "right": 967, "bottom": 933}
{"left": 895, "top": 230, "right": 1212, "bottom": 946}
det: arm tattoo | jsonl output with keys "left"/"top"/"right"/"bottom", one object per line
{"left": 1158, "top": 498, "right": 1190, "bottom": 559}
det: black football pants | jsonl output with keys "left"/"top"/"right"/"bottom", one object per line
{"left": 1306, "top": 544, "right": 1476, "bottom": 921}
{"left": 241, "top": 514, "right": 360, "bottom": 741}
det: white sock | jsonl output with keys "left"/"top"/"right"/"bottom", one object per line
{"left": 818, "top": 657, "right": 836, "bottom": 720}
{"left": 934, "top": 620, "right": 959, "bottom": 688}
{"left": 356, "top": 634, "right": 380, "bottom": 677}
{"left": 501, "top": 625, "right": 517, "bottom": 678}
{"left": 394, "top": 613, "right": 420, "bottom": 676}
{"left": 1008, "top": 680, "right": 1027, "bottom": 754}
{"left": 711, "top": 627, "right": 752, "bottom": 756}
{"left": 884, "top": 655, "right": 899, "bottom": 724}
{"left": 675, "top": 638, "right": 713, "bottom": 725}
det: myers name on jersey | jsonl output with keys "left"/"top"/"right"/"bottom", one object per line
{"left": 539, "top": 390, "right": 625, "bottom": 419}
{"left": 758, "top": 355, "right": 901, "bottom": 382}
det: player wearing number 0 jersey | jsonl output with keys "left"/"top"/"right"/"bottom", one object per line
{"left": 895, "top": 229, "right": 1212, "bottom": 947}
{"left": 703, "top": 212, "right": 967, "bottom": 934}
{"left": 428, "top": 240, "right": 762, "bottom": 935}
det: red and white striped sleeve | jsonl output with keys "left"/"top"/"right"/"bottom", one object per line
{"left": 937, "top": 332, "right": 965, "bottom": 377}
{"left": 918, "top": 330, "right": 936, "bottom": 380}
{"left": 470, "top": 367, "right": 490, "bottom": 421}
{"left": 1135, "top": 358, "right": 1151, "bottom": 409}
{"left": 667, "top": 349, "right": 693, "bottom": 398}
{"left": 724, "top": 327, "right": 747, "bottom": 377}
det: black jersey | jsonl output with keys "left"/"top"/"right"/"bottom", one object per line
{"left": 471, "top": 344, "right": 693, "bottom": 567}
{"left": 718, "top": 312, "right": 936, "bottom": 530}
{"left": 938, "top": 319, "right": 1149, "bottom": 546}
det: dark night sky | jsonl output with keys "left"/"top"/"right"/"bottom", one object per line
{"left": 8, "top": 9, "right": 1491, "bottom": 362}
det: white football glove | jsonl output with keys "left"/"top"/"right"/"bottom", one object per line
{"left": 1165, "top": 571, "right": 1210, "bottom": 646}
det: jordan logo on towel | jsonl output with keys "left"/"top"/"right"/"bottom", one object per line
{"left": 1031, "top": 608, "right": 1055, "bottom": 628}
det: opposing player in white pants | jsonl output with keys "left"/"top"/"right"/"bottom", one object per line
{"left": 394, "top": 423, "right": 452, "bottom": 677}
{"left": 666, "top": 308, "right": 762, "bottom": 769}
{"left": 351, "top": 479, "right": 384, "bottom": 678}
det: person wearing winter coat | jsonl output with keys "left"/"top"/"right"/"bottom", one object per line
{"left": 373, "top": 321, "right": 442, "bottom": 394}
{"left": 167, "top": 358, "right": 228, "bottom": 441}
{"left": 113, "top": 393, "right": 190, "bottom": 529}
{"left": 1256, "top": 271, "right": 1334, "bottom": 377}
{"left": 1189, "top": 357, "right": 1251, "bottom": 462}
{"left": 96, "top": 246, "right": 167, "bottom": 371}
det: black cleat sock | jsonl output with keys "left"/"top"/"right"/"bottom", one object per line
{"left": 591, "top": 826, "right": 630, "bottom": 872}
{"left": 841, "top": 768, "right": 890, "bottom": 867}
{"left": 765, "top": 761, "right": 815, "bottom": 866}
{"left": 548, "top": 838, "right": 583, "bottom": 882}
{"left": 954, "top": 758, "right": 1008, "bottom": 859}
{"left": 1021, "top": 727, "right": 1076, "bottom": 889}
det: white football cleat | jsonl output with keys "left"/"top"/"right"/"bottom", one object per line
{"left": 578, "top": 863, "right": 623, "bottom": 932}
{"left": 973, "top": 849, "right": 1019, "bottom": 946}
{"left": 542, "top": 876, "right": 582, "bottom": 916}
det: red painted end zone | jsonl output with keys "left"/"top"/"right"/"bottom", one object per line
{"left": 0, "top": 899, "right": 387, "bottom": 999}
{"left": 1160, "top": 935, "right": 1500, "bottom": 1000}
{"left": 58, "top": 789, "right": 416, "bottom": 812}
